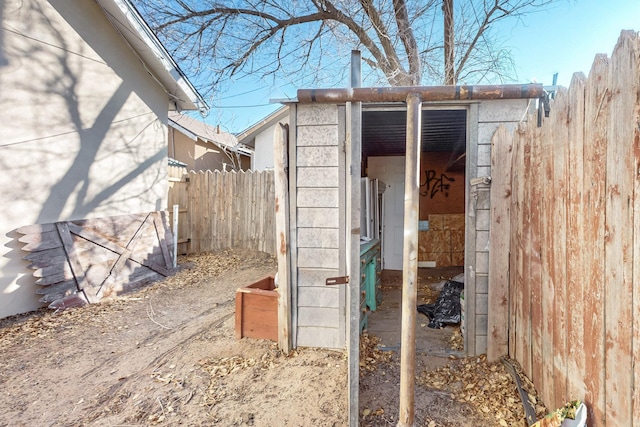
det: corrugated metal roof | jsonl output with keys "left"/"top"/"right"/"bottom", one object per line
{"left": 362, "top": 108, "right": 467, "bottom": 158}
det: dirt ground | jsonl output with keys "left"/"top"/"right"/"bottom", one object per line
{"left": 0, "top": 248, "right": 541, "bottom": 426}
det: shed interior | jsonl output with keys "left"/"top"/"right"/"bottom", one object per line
{"left": 361, "top": 107, "right": 467, "bottom": 269}
{"left": 359, "top": 107, "right": 467, "bottom": 412}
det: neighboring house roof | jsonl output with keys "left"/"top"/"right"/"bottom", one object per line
{"left": 95, "top": 0, "right": 209, "bottom": 113}
{"left": 169, "top": 112, "right": 254, "bottom": 156}
{"left": 236, "top": 105, "right": 289, "bottom": 148}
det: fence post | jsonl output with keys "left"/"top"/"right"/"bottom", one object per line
{"left": 172, "top": 204, "right": 179, "bottom": 268}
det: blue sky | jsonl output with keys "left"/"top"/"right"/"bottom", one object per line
{"left": 199, "top": 0, "right": 640, "bottom": 135}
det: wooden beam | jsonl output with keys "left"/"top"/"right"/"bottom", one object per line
{"left": 398, "top": 92, "right": 422, "bottom": 427}
{"left": 55, "top": 222, "right": 92, "bottom": 301}
{"left": 274, "top": 122, "right": 292, "bottom": 353}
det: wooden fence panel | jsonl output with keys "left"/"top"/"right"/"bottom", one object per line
{"left": 168, "top": 169, "right": 276, "bottom": 256}
{"left": 487, "top": 126, "right": 512, "bottom": 361}
{"left": 603, "top": 33, "right": 636, "bottom": 427}
{"left": 508, "top": 123, "right": 523, "bottom": 359}
{"left": 18, "top": 212, "right": 173, "bottom": 308}
{"left": 511, "top": 123, "right": 526, "bottom": 371}
{"left": 521, "top": 128, "right": 533, "bottom": 380}
{"left": 495, "top": 31, "right": 640, "bottom": 426}
{"left": 529, "top": 123, "right": 543, "bottom": 396}
{"left": 551, "top": 88, "right": 568, "bottom": 410}
{"left": 582, "top": 53, "right": 608, "bottom": 427}
{"left": 565, "top": 73, "right": 587, "bottom": 406}
{"left": 539, "top": 101, "right": 555, "bottom": 409}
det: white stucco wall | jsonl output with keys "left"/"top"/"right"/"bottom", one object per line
{"left": 0, "top": 0, "right": 170, "bottom": 318}
{"left": 251, "top": 115, "right": 290, "bottom": 171}
{"left": 253, "top": 124, "right": 277, "bottom": 170}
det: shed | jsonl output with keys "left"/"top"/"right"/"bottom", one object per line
{"left": 275, "top": 87, "right": 541, "bottom": 353}
{"left": 272, "top": 59, "right": 544, "bottom": 424}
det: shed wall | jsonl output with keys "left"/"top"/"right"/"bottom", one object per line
{"left": 289, "top": 99, "right": 533, "bottom": 355}
{"left": 294, "top": 105, "right": 346, "bottom": 349}
{"left": 467, "top": 99, "right": 531, "bottom": 355}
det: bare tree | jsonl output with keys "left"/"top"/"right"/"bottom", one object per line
{"left": 133, "top": 0, "right": 558, "bottom": 91}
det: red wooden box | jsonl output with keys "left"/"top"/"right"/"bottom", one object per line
{"left": 235, "top": 276, "right": 278, "bottom": 341}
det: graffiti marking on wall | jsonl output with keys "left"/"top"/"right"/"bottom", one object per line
{"left": 420, "top": 170, "right": 455, "bottom": 198}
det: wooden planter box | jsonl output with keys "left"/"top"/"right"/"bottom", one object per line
{"left": 235, "top": 276, "right": 278, "bottom": 341}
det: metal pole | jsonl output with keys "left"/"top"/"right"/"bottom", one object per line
{"left": 347, "top": 49, "right": 362, "bottom": 427}
{"left": 172, "top": 204, "right": 179, "bottom": 268}
{"left": 397, "top": 93, "right": 422, "bottom": 427}
{"left": 297, "top": 83, "right": 543, "bottom": 104}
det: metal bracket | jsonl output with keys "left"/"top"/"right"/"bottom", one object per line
{"left": 326, "top": 276, "right": 349, "bottom": 286}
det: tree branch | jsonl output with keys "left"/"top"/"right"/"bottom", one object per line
{"left": 393, "top": 0, "right": 421, "bottom": 84}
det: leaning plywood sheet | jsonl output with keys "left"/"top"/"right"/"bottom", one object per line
{"left": 17, "top": 212, "right": 174, "bottom": 309}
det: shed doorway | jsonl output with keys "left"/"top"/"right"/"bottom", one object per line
{"left": 357, "top": 104, "right": 469, "bottom": 422}
{"left": 362, "top": 107, "right": 467, "bottom": 271}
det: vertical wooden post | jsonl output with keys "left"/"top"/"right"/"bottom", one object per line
{"left": 347, "top": 49, "right": 362, "bottom": 427}
{"left": 443, "top": 0, "right": 455, "bottom": 85}
{"left": 172, "top": 204, "right": 179, "bottom": 268}
{"left": 397, "top": 92, "right": 421, "bottom": 427}
{"left": 274, "top": 123, "right": 292, "bottom": 353}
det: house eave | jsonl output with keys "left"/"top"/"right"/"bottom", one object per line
{"left": 168, "top": 120, "right": 198, "bottom": 142}
{"left": 236, "top": 105, "right": 290, "bottom": 145}
{"left": 96, "top": 0, "right": 209, "bottom": 114}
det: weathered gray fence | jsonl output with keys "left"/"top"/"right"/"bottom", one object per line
{"left": 168, "top": 169, "right": 276, "bottom": 255}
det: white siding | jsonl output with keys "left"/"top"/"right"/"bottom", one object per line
{"left": 294, "top": 104, "right": 343, "bottom": 349}
{"left": 253, "top": 122, "right": 280, "bottom": 171}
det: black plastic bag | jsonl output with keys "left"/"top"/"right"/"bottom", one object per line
{"left": 417, "top": 280, "right": 464, "bottom": 329}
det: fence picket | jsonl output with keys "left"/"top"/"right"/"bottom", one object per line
{"left": 565, "top": 73, "right": 587, "bottom": 405}
{"left": 603, "top": 33, "right": 635, "bottom": 427}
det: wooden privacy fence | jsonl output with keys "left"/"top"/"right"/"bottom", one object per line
{"left": 168, "top": 169, "right": 276, "bottom": 255}
{"left": 488, "top": 31, "right": 640, "bottom": 427}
